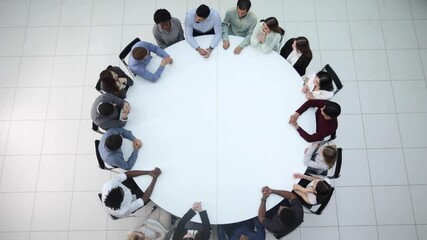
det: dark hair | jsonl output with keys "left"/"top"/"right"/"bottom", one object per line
{"left": 105, "top": 134, "right": 123, "bottom": 151}
{"left": 315, "top": 180, "right": 332, "bottom": 204}
{"left": 154, "top": 9, "right": 172, "bottom": 24}
{"left": 132, "top": 47, "right": 148, "bottom": 60}
{"left": 237, "top": 0, "right": 251, "bottom": 11}
{"left": 279, "top": 207, "right": 296, "bottom": 226}
{"left": 100, "top": 70, "right": 120, "bottom": 96}
{"left": 194, "top": 231, "right": 206, "bottom": 240}
{"left": 323, "top": 145, "right": 337, "bottom": 169}
{"left": 323, "top": 101, "right": 341, "bottom": 119}
{"left": 104, "top": 187, "right": 124, "bottom": 210}
{"left": 316, "top": 71, "right": 334, "bottom": 91}
{"left": 196, "top": 4, "right": 210, "bottom": 19}
{"left": 295, "top": 36, "right": 312, "bottom": 58}
{"left": 98, "top": 102, "right": 115, "bottom": 116}
{"left": 263, "top": 17, "right": 281, "bottom": 34}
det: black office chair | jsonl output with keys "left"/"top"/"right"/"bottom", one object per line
{"left": 322, "top": 64, "right": 343, "bottom": 95}
{"left": 300, "top": 187, "right": 335, "bottom": 215}
{"left": 92, "top": 121, "right": 105, "bottom": 134}
{"left": 276, "top": 27, "right": 285, "bottom": 52}
{"left": 119, "top": 38, "right": 141, "bottom": 77}
{"left": 94, "top": 140, "right": 120, "bottom": 172}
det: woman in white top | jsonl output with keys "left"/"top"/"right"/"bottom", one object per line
{"left": 250, "top": 17, "right": 282, "bottom": 54}
{"left": 301, "top": 70, "right": 334, "bottom": 100}
{"left": 303, "top": 141, "right": 337, "bottom": 175}
{"left": 127, "top": 201, "right": 172, "bottom": 240}
{"left": 293, "top": 173, "right": 332, "bottom": 205}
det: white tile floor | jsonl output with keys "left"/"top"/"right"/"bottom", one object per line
{"left": 0, "top": 0, "right": 426, "bottom": 239}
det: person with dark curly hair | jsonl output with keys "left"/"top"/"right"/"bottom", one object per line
{"left": 101, "top": 168, "right": 162, "bottom": 219}
{"left": 153, "top": 9, "right": 184, "bottom": 49}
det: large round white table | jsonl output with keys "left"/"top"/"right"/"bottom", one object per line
{"left": 124, "top": 35, "right": 314, "bottom": 224}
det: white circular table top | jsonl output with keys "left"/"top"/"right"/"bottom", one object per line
{"left": 125, "top": 35, "right": 314, "bottom": 224}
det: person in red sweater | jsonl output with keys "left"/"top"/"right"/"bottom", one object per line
{"left": 289, "top": 100, "right": 341, "bottom": 142}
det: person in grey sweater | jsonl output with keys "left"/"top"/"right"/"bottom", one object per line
{"left": 91, "top": 92, "right": 130, "bottom": 130}
{"left": 153, "top": 9, "right": 185, "bottom": 49}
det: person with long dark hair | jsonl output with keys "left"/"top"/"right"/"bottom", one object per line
{"left": 99, "top": 66, "right": 134, "bottom": 99}
{"left": 280, "top": 36, "right": 312, "bottom": 76}
{"left": 292, "top": 173, "right": 332, "bottom": 205}
{"left": 301, "top": 70, "right": 334, "bottom": 100}
{"left": 250, "top": 17, "right": 282, "bottom": 53}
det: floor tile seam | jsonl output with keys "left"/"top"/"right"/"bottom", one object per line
{"left": 66, "top": 0, "right": 99, "bottom": 238}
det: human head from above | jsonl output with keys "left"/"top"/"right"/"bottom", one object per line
{"left": 98, "top": 102, "right": 115, "bottom": 116}
{"left": 239, "top": 234, "right": 249, "bottom": 240}
{"left": 293, "top": 36, "right": 312, "bottom": 58}
{"left": 236, "top": 0, "right": 251, "bottom": 18}
{"left": 321, "top": 101, "right": 341, "bottom": 120}
{"left": 99, "top": 70, "right": 120, "bottom": 95}
{"left": 262, "top": 17, "right": 280, "bottom": 34}
{"left": 322, "top": 145, "right": 338, "bottom": 168}
{"left": 154, "top": 9, "right": 172, "bottom": 32}
{"left": 195, "top": 4, "right": 210, "bottom": 23}
{"left": 315, "top": 71, "right": 334, "bottom": 91}
{"left": 104, "top": 186, "right": 124, "bottom": 210}
{"left": 105, "top": 134, "right": 123, "bottom": 151}
{"left": 132, "top": 47, "right": 148, "bottom": 61}
{"left": 278, "top": 206, "right": 297, "bottom": 226}
{"left": 315, "top": 180, "right": 332, "bottom": 203}
{"left": 127, "top": 231, "right": 145, "bottom": 240}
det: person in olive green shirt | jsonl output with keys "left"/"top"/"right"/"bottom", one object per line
{"left": 222, "top": 0, "right": 257, "bottom": 54}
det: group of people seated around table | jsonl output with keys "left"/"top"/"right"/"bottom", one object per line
{"left": 88, "top": 0, "right": 344, "bottom": 239}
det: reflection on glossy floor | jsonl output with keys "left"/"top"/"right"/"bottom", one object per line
{"left": 0, "top": 0, "right": 427, "bottom": 240}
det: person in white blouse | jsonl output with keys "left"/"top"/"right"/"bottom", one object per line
{"left": 303, "top": 141, "right": 337, "bottom": 175}
{"left": 250, "top": 17, "right": 282, "bottom": 53}
{"left": 292, "top": 173, "right": 332, "bottom": 205}
{"left": 301, "top": 71, "right": 334, "bottom": 100}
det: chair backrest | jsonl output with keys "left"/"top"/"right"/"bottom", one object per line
{"left": 309, "top": 187, "right": 335, "bottom": 215}
{"left": 95, "top": 140, "right": 107, "bottom": 170}
{"left": 119, "top": 38, "right": 141, "bottom": 77}
{"left": 92, "top": 121, "right": 105, "bottom": 134}
{"left": 322, "top": 64, "right": 343, "bottom": 95}
{"left": 276, "top": 27, "right": 285, "bottom": 52}
{"left": 329, "top": 147, "right": 342, "bottom": 179}
{"left": 97, "top": 193, "right": 119, "bottom": 220}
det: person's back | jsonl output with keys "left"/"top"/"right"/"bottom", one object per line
{"left": 91, "top": 93, "right": 127, "bottom": 130}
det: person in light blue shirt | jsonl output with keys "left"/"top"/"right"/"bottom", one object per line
{"left": 184, "top": 4, "right": 222, "bottom": 58}
{"left": 129, "top": 41, "right": 173, "bottom": 82}
{"left": 99, "top": 128, "right": 143, "bottom": 170}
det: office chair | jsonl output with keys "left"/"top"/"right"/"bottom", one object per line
{"left": 119, "top": 38, "right": 141, "bottom": 77}
{"left": 322, "top": 64, "right": 343, "bottom": 95}
{"left": 92, "top": 121, "right": 105, "bottom": 134}
{"left": 276, "top": 27, "right": 285, "bottom": 52}
{"left": 94, "top": 140, "right": 121, "bottom": 172}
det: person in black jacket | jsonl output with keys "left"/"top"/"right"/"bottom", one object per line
{"left": 173, "top": 202, "right": 211, "bottom": 240}
{"left": 280, "top": 37, "right": 312, "bottom": 76}
{"left": 99, "top": 65, "right": 134, "bottom": 99}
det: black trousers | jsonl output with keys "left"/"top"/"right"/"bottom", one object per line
{"left": 122, "top": 177, "right": 144, "bottom": 198}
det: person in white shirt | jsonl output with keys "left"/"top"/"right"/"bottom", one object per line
{"left": 101, "top": 168, "right": 161, "bottom": 219}
{"left": 301, "top": 71, "right": 334, "bottom": 100}
{"left": 292, "top": 173, "right": 332, "bottom": 205}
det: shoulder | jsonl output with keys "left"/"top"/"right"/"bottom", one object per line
{"left": 171, "top": 17, "right": 182, "bottom": 25}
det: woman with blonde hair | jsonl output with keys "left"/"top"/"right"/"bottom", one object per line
{"left": 127, "top": 201, "right": 172, "bottom": 240}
